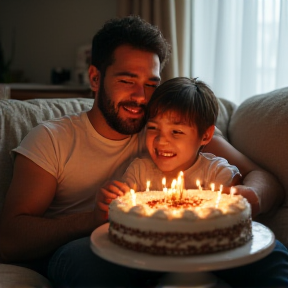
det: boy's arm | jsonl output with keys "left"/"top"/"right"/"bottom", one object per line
{"left": 203, "top": 136, "right": 284, "bottom": 217}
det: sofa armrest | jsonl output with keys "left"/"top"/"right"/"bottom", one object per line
{"left": 0, "top": 264, "right": 52, "bottom": 287}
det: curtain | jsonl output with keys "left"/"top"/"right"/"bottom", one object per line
{"left": 117, "top": 0, "right": 288, "bottom": 104}
{"left": 117, "top": 0, "right": 191, "bottom": 82}
{"left": 192, "top": 0, "right": 288, "bottom": 104}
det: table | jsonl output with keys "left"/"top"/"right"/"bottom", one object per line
{"left": 0, "top": 83, "right": 91, "bottom": 100}
{"left": 90, "top": 222, "right": 275, "bottom": 287}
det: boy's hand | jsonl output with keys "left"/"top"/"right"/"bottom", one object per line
{"left": 224, "top": 185, "right": 260, "bottom": 218}
{"left": 96, "top": 180, "right": 130, "bottom": 213}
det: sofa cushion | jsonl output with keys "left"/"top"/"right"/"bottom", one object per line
{"left": 228, "top": 87, "right": 288, "bottom": 246}
{"left": 216, "top": 97, "right": 238, "bottom": 140}
{"left": 0, "top": 98, "right": 93, "bottom": 213}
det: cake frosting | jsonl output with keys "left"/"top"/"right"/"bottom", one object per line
{"left": 109, "top": 189, "right": 252, "bottom": 256}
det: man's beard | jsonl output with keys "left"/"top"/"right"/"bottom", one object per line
{"left": 97, "top": 83, "right": 147, "bottom": 135}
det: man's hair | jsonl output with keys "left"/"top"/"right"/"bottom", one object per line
{"left": 91, "top": 15, "right": 171, "bottom": 75}
{"left": 147, "top": 77, "right": 219, "bottom": 137}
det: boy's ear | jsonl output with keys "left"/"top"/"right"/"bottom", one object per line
{"left": 88, "top": 65, "right": 100, "bottom": 92}
{"left": 201, "top": 125, "right": 215, "bottom": 145}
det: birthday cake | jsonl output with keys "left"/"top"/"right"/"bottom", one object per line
{"left": 108, "top": 189, "right": 252, "bottom": 256}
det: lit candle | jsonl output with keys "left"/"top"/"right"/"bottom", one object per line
{"left": 178, "top": 171, "right": 184, "bottom": 199}
{"left": 215, "top": 185, "right": 223, "bottom": 208}
{"left": 162, "top": 177, "right": 166, "bottom": 190}
{"left": 177, "top": 175, "right": 181, "bottom": 191}
{"left": 146, "top": 180, "right": 150, "bottom": 192}
{"left": 171, "top": 179, "right": 177, "bottom": 201}
{"left": 230, "top": 186, "right": 236, "bottom": 197}
{"left": 171, "top": 179, "right": 177, "bottom": 190}
{"left": 196, "top": 179, "right": 202, "bottom": 191}
{"left": 130, "top": 189, "right": 136, "bottom": 206}
{"left": 210, "top": 183, "right": 215, "bottom": 192}
{"left": 162, "top": 177, "right": 167, "bottom": 202}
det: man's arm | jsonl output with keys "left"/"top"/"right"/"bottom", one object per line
{"left": 0, "top": 154, "right": 106, "bottom": 263}
{"left": 203, "top": 136, "right": 284, "bottom": 217}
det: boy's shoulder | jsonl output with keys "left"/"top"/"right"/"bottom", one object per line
{"left": 130, "top": 155, "right": 154, "bottom": 166}
{"left": 199, "top": 152, "right": 228, "bottom": 163}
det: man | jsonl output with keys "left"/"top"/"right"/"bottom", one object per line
{"left": 0, "top": 16, "right": 287, "bottom": 287}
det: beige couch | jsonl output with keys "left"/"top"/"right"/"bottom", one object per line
{"left": 0, "top": 88, "right": 287, "bottom": 287}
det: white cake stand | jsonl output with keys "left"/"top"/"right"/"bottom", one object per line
{"left": 90, "top": 222, "right": 275, "bottom": 288}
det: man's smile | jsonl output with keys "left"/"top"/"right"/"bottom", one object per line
{"left": 122, "top": 105, "right": 144, "bottom": 114}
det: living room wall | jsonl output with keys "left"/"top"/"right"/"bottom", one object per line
{"left": 0, "top": 0, "right": 117, "bottom": 84}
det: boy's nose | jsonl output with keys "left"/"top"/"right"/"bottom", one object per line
{"left": 156, "top": 134, "right": 169, "bottom": 145}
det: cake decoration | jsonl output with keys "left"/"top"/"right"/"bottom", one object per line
{"left": 108, "top": 173, "right": 252, "bottom": 256}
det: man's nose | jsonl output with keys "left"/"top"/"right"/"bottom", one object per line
{"left": 131, "top": 84, "right": 147, "bottom": 102}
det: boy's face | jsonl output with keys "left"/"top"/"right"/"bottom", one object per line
{"left": 146, "top": 111, "right": 207, "bottom": 176}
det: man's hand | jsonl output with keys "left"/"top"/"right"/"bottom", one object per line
{"left": 96, "top": 180, "right": 130, "bottom": 215}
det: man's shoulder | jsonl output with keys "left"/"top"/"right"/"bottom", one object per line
{"left": 43, "top": 112, "right": 85, "bottom": 128}
{"left": 22, "top": 112, "right": 86, "bottom": 146}
{"left": 35, "top": 111, "right": 86, "bottom": 136}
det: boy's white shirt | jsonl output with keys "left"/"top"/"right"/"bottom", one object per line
{"left": 122, "top": 154, "right": 241, "bottom": 192}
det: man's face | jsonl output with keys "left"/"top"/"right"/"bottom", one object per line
{"left": 146, "top": 112, "right": 204, "bottom": 176}
{"left": 97, "top": 45, "right": 161, "bottom": 137}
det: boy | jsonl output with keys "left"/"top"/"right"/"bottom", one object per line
{"left": 101, "top": 77, "right": 241, "bottom": 202}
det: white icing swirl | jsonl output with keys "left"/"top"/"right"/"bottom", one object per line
{"left": 151, "top": 209, "right": 169, "bottom": 219}
{"left": 129, "top": 205, "right": 146, "bottom": 215}
{"left": 182, "top": 210, "right": 198, "bottom": 220}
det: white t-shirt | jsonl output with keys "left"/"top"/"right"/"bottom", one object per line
{"left": 122, "top": 153, "right": 241, "bottom": 192}
{"left": 13, "top": 112, "right": 146, "bottom": 217}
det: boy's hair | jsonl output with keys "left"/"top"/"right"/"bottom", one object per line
{"left": 147, "top": 77, "right": 219, "bottom": 137}
{"left": 91, "top": 15, "right": 171, "bottom": 76}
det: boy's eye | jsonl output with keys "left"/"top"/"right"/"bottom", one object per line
{"left": 146, "top": 126, "right": 156, "bottom": 130}
{"left": 172, "top": 130, "right": 184, "bottom": 134}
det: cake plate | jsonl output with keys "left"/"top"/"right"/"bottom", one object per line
{"left": 90, "top": 222, "right": 275, "bottom": 287}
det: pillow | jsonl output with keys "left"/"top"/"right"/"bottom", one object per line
{"left": 228, "top": 87, "right": 288, "bottom": 247}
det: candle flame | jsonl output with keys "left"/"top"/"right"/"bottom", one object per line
{"left": 130, "top": 189, "right": 136, "bottom": 206}
{"left": 162, "top": 177, "right": 166, "bottom": 187}
{"left": 171, "top": 179, "right": 177, "bottom": 189}
{"left": 210, "top": 183, "right": 215, "bottom": 192}
{"left": 196, "top": 179, "right": 202, "bottom": 191}
{"left": 230, "top": 186, "right": 236, "bottom": 197}
{"left": 146, "top": 180, "right": 150, "bottom": 192}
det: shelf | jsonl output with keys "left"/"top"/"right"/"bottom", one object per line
{"left": 0, "top": 83, "right": 92, "bottom": 100}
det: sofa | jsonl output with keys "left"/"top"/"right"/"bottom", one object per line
{"left": 0, "top": 87, "right": 288, "bottom": 287}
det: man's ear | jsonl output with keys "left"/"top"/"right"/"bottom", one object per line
{"left": 201, "top": 125, "right": 215, "bottom": 146}
{"left": 88, "top": 65, "right": 100, "bottom": 92}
